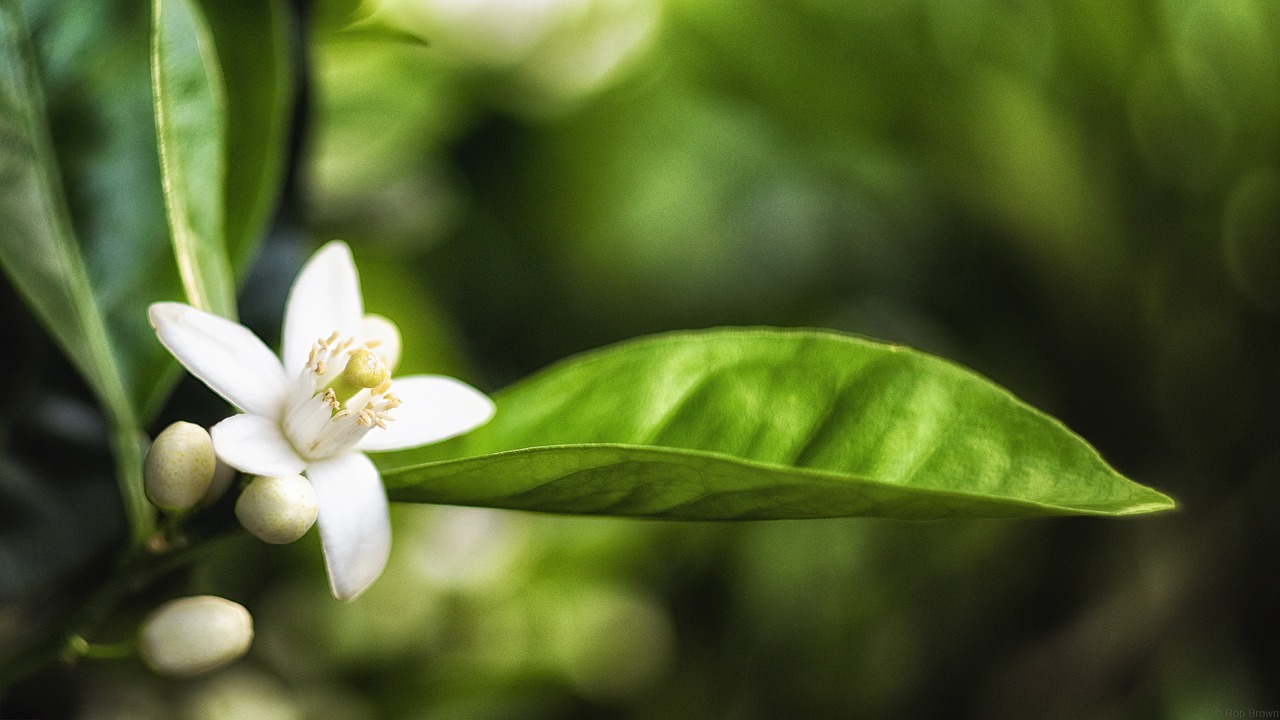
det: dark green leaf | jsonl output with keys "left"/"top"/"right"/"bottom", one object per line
{"left": 196, "top": 0, "right": 292, "bottom": 272}
{"left": 0, "top": 1, "right": 124, "bottom": 411}
{"left": 379, "top": 329, "right": 1174, "bottom": 519}
{"left": 0, "top": 0, "right": 179, "bottom": 544}
{"left": 9, "top": 0, "right": 191, "bottom": 419}
{"left": 151, "top": 0, "right": 236, "bottom": 317}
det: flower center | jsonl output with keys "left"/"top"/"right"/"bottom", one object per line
{"left": 326, "top": 348, "right": 390, "bottom": 404}
{"left": 282, "top": 331, "right": 403, "bottom": 459}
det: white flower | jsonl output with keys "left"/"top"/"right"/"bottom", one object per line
{"left": 148, "top": 241, "right": 495, "bottom": 600}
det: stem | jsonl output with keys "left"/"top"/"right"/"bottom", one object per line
{"left": 111, "top": 420, "right": 156, "bottom": 551}
{"left": 66, "top": 636, "right": 136, "bottom": 660}
{"left": 0, "top": 526, "right": 235, "bottom": 689}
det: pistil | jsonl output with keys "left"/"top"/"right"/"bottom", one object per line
{"left": 324, "top": 348, "right": 390, "bottom": 405}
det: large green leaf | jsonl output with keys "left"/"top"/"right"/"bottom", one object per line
{"left": 196, "top": 0, "right": 292, "bottom": 273}
{"left": 151, "top": 0, "right": 236, "bottom": 317}
{"left": 0, "top": 2, "right": 121, "bottom": 410}
{"left": 379, "top": 329, "right": 1174, "bottom": 519}
{"left": 10, "top": 0, "right": 191, "bottom": 420}
{"left": 0, "top": 0, "right": 156, "bottom": 543}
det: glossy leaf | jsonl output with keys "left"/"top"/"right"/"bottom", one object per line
{"left": 196, "top": 0, "right": 292, "bottom": 272}
{"left": 29, "top": 0, "right": 190, "bottom": 420}
{"left": 0, "top": 2, "right": 124, "bottom": 411}
{"left": 0, "top": 1, "right": 157, "bottom": 543}
{"left": 151, "top": 0, "right": 236, "bottom": 317}
{"left": 379, "top": 329, "right": 1174, "bottom": 519}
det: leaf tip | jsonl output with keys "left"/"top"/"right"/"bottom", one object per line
{"left": 1113, "top": 485, "right": 1178, "bottom": 516}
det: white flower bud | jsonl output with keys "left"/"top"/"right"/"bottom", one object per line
{"left": 235, "top": 474, "right": 319, "bottom": 544}
{"left": 144, "top": 421, "right": 216, "bottom": 513}
{"left": 139, "top": 596, "right": 253, "bottom": 677}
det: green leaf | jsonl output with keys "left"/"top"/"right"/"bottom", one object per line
{"left": 0, "top": 0, "right": 155, "bottom": 543}
{"left": 195, "top": 0, "right": 292, "bottom": 272}
{"left": 0, "top": 4, "right": 119, "bottom": 409}
{"left": 151, "top": 0, "right": 236, "bottom": 317}
{"left": 379, "top": 329, "right": 1174, "bottom": 519}
{"left": 23, "top": 0, "right": 193, "bottom": 420}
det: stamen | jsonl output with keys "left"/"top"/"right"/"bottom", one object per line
{"left": 317, "top": 347, "right": 389, "bottom": 407}
{"left": 321, "top": 388, "right": 339, "bottom": 410}
{"left": 292, "top": 331, "right": 405, "bottom": 450}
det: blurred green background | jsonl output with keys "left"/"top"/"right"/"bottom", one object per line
{"left": 7, "top": 0, "right": 1280, "bottom": 717}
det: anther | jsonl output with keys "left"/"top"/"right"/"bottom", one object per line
{"left": 321, "top": 388, "right": 340, "bottom": 410}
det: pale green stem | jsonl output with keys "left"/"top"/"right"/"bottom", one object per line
{"left": 66, "top": 635, "right": 136, "bottom": 660}
{"left": 110, "top": 420, "right": 156, "bottom": 550}
{"left": 0, "top": 528, "right": 233, "bottom": 689}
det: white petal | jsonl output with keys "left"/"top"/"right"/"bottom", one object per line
{"left": 281, "top": 241, "right": 365, "bottom": 374}
{"left": 149, "top": 303, "right": 290, "bottom": 418}
{"left": 210, "top": 414, "right": 306, "bottom": 476}
{"left": 308, "top": 452, "right": 391, "bottom": 601}
{"left": 362, "top": 314, "right": 401, "bottom": 373}
{"left": 356, "top": 375, "right": 495, "bottom": 452}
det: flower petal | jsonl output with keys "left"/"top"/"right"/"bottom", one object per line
{"left": 211, "top": 414, "right": 307, "bottom": 476}
{"left": 281, "top": 241, "right": 365, "bottom": 374}
{"left": 149, "top": 303, "right": 290, "bottom": 418}
{"left": 356, "top": 375, "right": 495, "bottom": 452}
{"left": 362, "top": 314, "right": 401, "bottom": 374}
{"left": 308, "top": 452, "right": 391, "bottom": 601}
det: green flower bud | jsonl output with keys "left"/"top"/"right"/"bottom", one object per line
{"left": 144, "top": 421, "right": 216, "bottom": 513}
{"left": 235, "top": 474, "right": 319, "bottom": 544}
{"left": 139, "top": 596, "right": 253, "bottom": 677}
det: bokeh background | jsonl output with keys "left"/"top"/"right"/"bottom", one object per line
{"left": 5, "top": 0, "right": 1279, "bottom": 717}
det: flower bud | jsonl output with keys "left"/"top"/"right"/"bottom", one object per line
{"left": 144, "top": 421, "right": 216, "bottom": 513}
{"left": 139, "top": 596, "right": 253, "bottom": 677}
{"left": 235, "top": 474, "right": 319, "bottom": 544}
